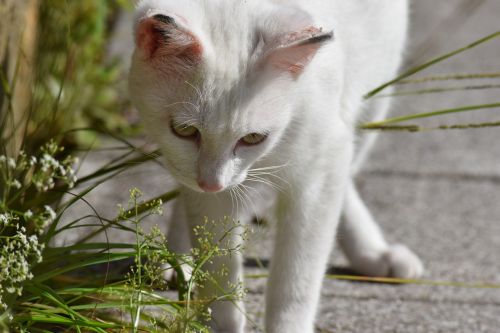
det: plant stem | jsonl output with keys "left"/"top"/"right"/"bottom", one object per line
{"left": 365, "top": 31, "right": 500, "bottom": 98}
{"left": 132, "top": 192, "right": 142, "bottom": 333}
{"left": 377, "top": 84, "right": 500, "bottom": 98}
{"left": 397, "top": 72, "right": 500, "bottom": 84}
{"left": 362, "top": 102, "right": 500, "bottom": 128}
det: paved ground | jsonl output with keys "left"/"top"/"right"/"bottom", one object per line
{"left": 61, "top": 1, "right": 500, "bottom": 332}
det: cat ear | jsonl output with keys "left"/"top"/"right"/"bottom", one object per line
{"left": 135, "top": 12, "right": 202, "bottom": 65}
{"left": 264, "top": 27, "right": 333, "bottom": 76}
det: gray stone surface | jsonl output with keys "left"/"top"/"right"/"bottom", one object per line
{"left": 63, "top": 1, "right": 500, "bottom": 332}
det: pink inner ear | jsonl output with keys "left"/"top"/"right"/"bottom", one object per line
{"left": 136, "top": 16, "right": 203, "bottom": 65}
{"left": 266, "top": 27, "right": 327, "bottom": 76}
{"left": 136, "top": 19, "right": 162, "bottom": 58}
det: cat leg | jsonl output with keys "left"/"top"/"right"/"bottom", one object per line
{"left": 167, "top": 196, "right": 192, "bottom": 253}
{"left": 338, "top": 181, "right": 424, "bottom": 278}
{"left": 265, "top": 149, "right": 352, "bottom": 333}
{"left": 182, "top": 190, "right": 248, "bottom": 333}
{"left": 164, "top": 196, "right": 193, "bottom": 281}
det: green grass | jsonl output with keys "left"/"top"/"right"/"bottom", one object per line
{"left": 364, "top": 30, "right": 500, "bottom": 99}
{"left": 1, "top": 162, "right": 244, "bottom": 332}
{"left": 361, "top": 30, "right": 500, "bottom": 132}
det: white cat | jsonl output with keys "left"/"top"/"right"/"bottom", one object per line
{"left": 129, "top": 0, "right": 424, "bottom": 332}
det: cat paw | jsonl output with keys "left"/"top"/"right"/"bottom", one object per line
{"left": 209, "top": 312, "right": 245, "bottom": 333}
{"left": 349, "top": 243, "right": 424, "bottom": 279}
{"left": 383, "top": 244, "right": 424, "bottom": 279}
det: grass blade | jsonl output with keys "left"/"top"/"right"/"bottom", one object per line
{"left": 14, "top": 313, "right": 120, "bottom": 329}
{"left": 245, "top": 273, "right": 500, "bottom": 289}
{"left": 32, "top": 252, "right": 135, "bottom": 283}
{"left": 365, "top": 31, "right": 500, "bottom": 98}
{"left": 361, "top": 102, "right": 500, "bottom": 128}
{"left": 397, "top": 72, "right": 500, "bottom": 84}
{"left": 360, "top": 120, "right": 500, "bottom": 132}
{"left": 377, "top": 84, "right": 500, "bottom": 98}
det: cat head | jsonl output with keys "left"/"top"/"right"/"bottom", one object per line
{"left": 129, "top": 0, "right": 333, "bottom": 193}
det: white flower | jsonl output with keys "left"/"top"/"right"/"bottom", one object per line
{"left": 44, "top": 205, "right": 56, "bottom": 221}
{"left": 58, "top": 165, "right": 67, "bottom": 176}
{"left": 24, "top": 210, "right": 33, "bottom": 219}
{"left": 11, "top": 179, "right": 22, "bottom": 189}
{"left": 34, "top": 180, "right": 43, "bottom": 190}
{"left": 46, "top": 178, "right": 55, "bottom": 190}
{"left": 7, "top": 157, "right": 16, "bottom": 169}
{"left": 28, "top": 235, "right": 39, "bottom": 244}
{"left": 0, "top": 213, "right": 9, "bottom": 224}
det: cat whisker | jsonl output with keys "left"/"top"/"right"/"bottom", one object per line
{"left": 238, "top": 183, "right": 260, "bottom": 218}
{"left": 231, "top": 187, "right": 243, "bottom": 218}
{"left": 232, "top": 186, "right": 246, "bottom": 217}
{"left": 247, "top": 170, "right": 290, "bottom": 189}
{"left": 228, "top": 187, "right": 236, "bottom": 217}
{"left": 246, "top": 175, "right": 285, "bottom": 194}
{"left": 248, "top": 163, "right": 291, "bottom": 178}
{"left": 158, "top": 101, "right": 197, "bottom": 112}
{"left": 176, "top": 118, "right": 199, "bottom": 127}
{"left": 184, "top": 80, "right": 204, "bottom": 101}
{"left": 247, "top": 171, "right": 287, "bottom": 184}
{"left": 182, "top": 102, "right": 202, "bottom": 114}
{"left": 238, "top": 185, "right": 258, "bottom": 219}
{"left": 263, "top": 172, "right": 290, "bottom": 187}
{"left": 248, "top": 164, "right": 288, "bottom": 172}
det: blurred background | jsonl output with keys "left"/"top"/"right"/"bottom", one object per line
{"left": 1, "top": 0, "right": 134, "bottom": 155}
{"left": 1, "top": 0, "right": 499, "bottom": 332}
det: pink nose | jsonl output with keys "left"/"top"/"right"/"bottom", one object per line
{"left": 197, "top": 180, "right": 223, "bottom": 193}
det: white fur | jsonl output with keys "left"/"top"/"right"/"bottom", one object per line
{"left": 129, "top": 1, "right": 423, "bottom": 332}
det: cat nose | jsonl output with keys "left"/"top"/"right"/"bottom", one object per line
{"left": 197, "top": 179, "right": 223, "bottom": 193}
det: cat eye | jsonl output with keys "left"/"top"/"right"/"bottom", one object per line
{"left": 239, "top": 133, "right": 268, "bottom": 146}
{"left": 171, "top": 121, "right": 199, "bottom": 139}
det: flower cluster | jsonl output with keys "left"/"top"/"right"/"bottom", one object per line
{"left": 0, "top": 217, "right": 44, "bottom": 312}
{"left": 33, "top": 141, "right": 78, "bottom": 191}
{"left": 117, "top": 189, "right": 247, "bottom": 332}
{"left": 0, "top": 141, "right": 77, "bottom": 197}
{"left": 0, "top": 141, "right": 78, "bottom": 314}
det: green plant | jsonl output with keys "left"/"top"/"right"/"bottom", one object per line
{"left": 0, "top": 145, "right": 247, "bottom": 332}
{"left": 360, "top": 30, "right": 500, "bottom": 131}
{"left": 17, "top": 1, "right": 131, "bottom": 154}
{"left": 0, "top": 141, "right": 77, "bottom": 326}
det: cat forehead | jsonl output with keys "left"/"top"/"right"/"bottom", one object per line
{"left": 196, "top": 2, "right": 268, "bottom": 82}
{"left": 136, "top": 0, "right": 277, "bottom": 78}
{"left": 138, "top": 0, "right": 263, "bottom": 46}
{"left": 170, "top": 80, "right": 286, "bottom": 135}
